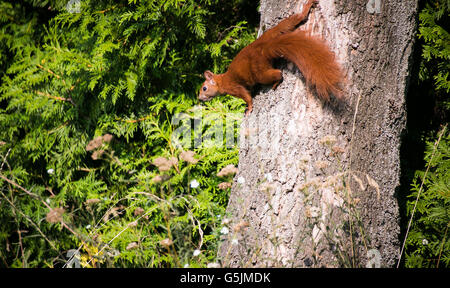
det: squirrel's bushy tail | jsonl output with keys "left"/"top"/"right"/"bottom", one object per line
{"left": 264, "top": 30, "right": 343, "bottom": 101}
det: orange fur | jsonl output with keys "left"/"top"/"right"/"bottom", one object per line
{"left": 198, "top": 0, "right": 343, "bottom": 115}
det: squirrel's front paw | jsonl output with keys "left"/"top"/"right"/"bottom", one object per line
{"left": 244, "top": 107, "right": 253, "bottom": 116}
{"left": 272, "top": 80, "right": 282, "bottom": 90}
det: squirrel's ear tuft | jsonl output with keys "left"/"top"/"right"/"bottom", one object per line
{"left": 204, "top": 70, "right": 214, "bottom": 80}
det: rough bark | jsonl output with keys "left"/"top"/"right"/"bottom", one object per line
{"left": 218, "top": 0, "right": 418, "bottom": 267}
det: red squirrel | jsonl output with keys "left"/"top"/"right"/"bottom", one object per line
{"left": 198, "top": 0, "right": 343, "bottom": 115}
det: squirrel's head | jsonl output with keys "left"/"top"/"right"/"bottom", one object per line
{"left": 198, "top": 70, "right": 220, "bottom": 101}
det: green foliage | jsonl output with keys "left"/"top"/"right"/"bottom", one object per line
{"left": 404, "top": 0, "right": 449, "bottom": 268}
{"left": 416, "top": 0, "right": 450, "bottom": 122}
{"left": 0, "top": 0, "right": 258, "bottom": 267}
{"left": 405, "top": 127, "right": 449, "bottom": 268}
{"left": 418, "top": 0, "right": 450, "bottom": 94}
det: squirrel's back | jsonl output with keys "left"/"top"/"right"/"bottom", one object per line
{"left": 262, "top": 29, "right": 343, "bottom": 101}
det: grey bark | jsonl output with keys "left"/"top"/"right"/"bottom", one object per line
{"left": 218, "top": 0, "right": 418, "bottom": 267}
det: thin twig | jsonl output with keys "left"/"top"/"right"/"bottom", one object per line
{"left": 0, "top": 174, "right": 51, "bottom": 210}
{"left": 83, "top": 208, "right": 157, "bottom": 267}
{"left": 36, "top": 91, "right": 76, "bottom": 106}
{"left": 0, "top": 174, "right": 85, "bottom": 243}
{"left": 0, "top": 148, "right": 11, "bottom": 171}
{"left": 217, "top": 25, "right": 242, "bottom": 41}
{"left": 437, "top": 223, "right": 448, "bottom": 268}
{"left": 17, "top": 229, "right": 25, "bottom": 267}
{"left": 348, "top": 92, "right": 362, "bottom": 187}
{"left": 0, "top": 190, "right": 61, "bottom": 255}
{"left": 47, "top": 121, "right": 70, "bottom": 135}
{"left": 63, "top": 196, "right": 141, "bottom": 268}
{"left": 346, "top": 92, "right": 362, "bottom": 267}
{"left": 115, "top": 113, "right": 154, "bottom": 123}
{"left": 396, "top": 125, "right": 447, "bottom": 268}
{"left": 37, "top": 64, "right": 66, "bottom": 84}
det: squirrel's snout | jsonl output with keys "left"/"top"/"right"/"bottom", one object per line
{"left": 198, "top": 94, "right": 211, "bottom": 102}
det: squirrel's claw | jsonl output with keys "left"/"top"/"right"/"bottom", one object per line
{"left": 244, "top": 106, "right": 253, "bottom": 116}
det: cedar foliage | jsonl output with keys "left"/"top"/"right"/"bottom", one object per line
{"left": 404, "top": 0, "right": 449, "bottom": 268}
{"left": 0, "top": 0, "right": 258, "bottom": 267}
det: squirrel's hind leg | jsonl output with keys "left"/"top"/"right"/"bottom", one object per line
{"left": 257, "top": 69, "right": 283, "bottom": 90}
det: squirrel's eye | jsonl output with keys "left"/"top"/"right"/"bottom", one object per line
{"left": 202, "top": 86, "right": 207, "bottom": 91}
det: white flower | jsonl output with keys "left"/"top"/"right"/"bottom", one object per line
{"left": 264, "top": 173, "right": 273, "bottom": 182}
{"left": 86, "top": 224, "right": 91, "bottom": 229}
{"left": 46, "top": 198, "right": 51, "bottom": 204}
{"left": 47, "top": 168, "right": 54, "bottom": 175}
{"left": 422, "top": 239, "right": 429, "bottom": 245}
{"left": 220, "top": 226, "right": 229, "bottom": 235}
{"left": 190, "top": 179, "right": 200, "bottom": 188}
{"left": 231, "top": 238, "right": 239, "bottom": 246}
{"left": 237, "top": 176, "right": 245, "bottom": 184}
{"left": 184, "top": 263, "right": 189, "bottom": 268}
{"left": 310, "top": 206, "right": 320, "bottom": 218}
{"left": 193, "top": 249, "right": 201, "bottom": 256}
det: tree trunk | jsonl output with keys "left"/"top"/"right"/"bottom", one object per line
{"left": 218, "top": 0, "right": 418, "bottom": 267}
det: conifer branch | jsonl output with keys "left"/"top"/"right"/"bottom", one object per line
{"left": 36, "top": 91, "right": 76, "bottom": 106}
{"left": 37, "top": 64, "right": 66, "bottom": 85}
